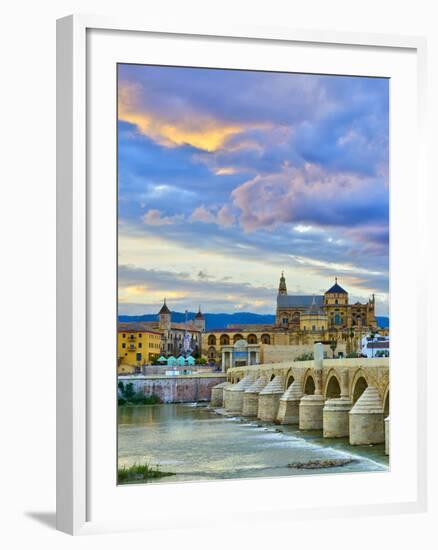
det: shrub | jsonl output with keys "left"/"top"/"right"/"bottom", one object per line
{"left": 294, "top": 352, "right": 314, "bottom": 362}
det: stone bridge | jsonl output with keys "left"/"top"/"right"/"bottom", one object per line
{"left": 211, "top": 344, "right": 389, "bottom": 453}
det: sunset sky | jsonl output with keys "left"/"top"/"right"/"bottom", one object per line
{"left": 117, "top": 64, "right": 389, "bottom": 316}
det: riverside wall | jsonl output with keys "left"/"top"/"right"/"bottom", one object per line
{"left": 118, "top": 373, "right": 227, "bottom": 403}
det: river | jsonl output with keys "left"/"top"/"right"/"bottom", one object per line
{"left": 118, "top": 403, "right": 389, "bottom": 483}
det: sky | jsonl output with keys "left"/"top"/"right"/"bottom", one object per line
{"left": 117, "top": 64, "right": 389, "bottom": 317}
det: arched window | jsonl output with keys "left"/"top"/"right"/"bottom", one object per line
{"left": 208, "top": 335, "right": 216, "bottom": 346}
{"left": 247, "top": 334, "right": 257, "bottom": 344}
{"left": 233, "top": 334, "right": 243, "bottom": 344}
{"left": 220, "top": 334, "right": 230, "bottom": 346}
{"left": 282, "top": 317, "right": 288, "bottom": 325}
{"left": 261, "top": 334, "right": 271, "bottom": 345}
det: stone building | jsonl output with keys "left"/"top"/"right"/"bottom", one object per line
{"left": 156, "top": 300, "right": 205, "bottom": 357}
{"left": 202, "top": 274, "right": 381, "bottom": 371}
{"left": 117, "top": 324, "right": 162, "bottom": 373}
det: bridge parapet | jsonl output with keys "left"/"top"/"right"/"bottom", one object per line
{"left": 227, "top": 357, "right": 389, "bottom": 402}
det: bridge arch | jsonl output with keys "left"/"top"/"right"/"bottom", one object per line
{"left": 303, "top": 371, "right": 316, "bottom": 395}
{"left": 324, "top": 370, "right": 341, "bottom": 399}
{"left": 286, "top": 372, "right": 295, "bottom": 388}
{"left": 350, "top": 369, "right": 369, "bottom": 403}
{"left": 383, "top": 385, "right": 390, "bottom": 416}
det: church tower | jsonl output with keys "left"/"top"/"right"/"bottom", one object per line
{"left": 158, "top": 298, "right": 171, "bottom": 331}
{"left": 194, "top": 305, "right": 205, "bottom": 331}
{"left": 278, "top": 271, "right": 287, "bottom": 296}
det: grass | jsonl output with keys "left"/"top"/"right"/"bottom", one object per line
{"left": 118, "top": 463, "right": 176, "bottom": 484}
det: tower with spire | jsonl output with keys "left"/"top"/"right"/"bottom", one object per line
{"left": 194, "top": 305, "right": 205, "bottom": 332}
{"left": 158, "top": 298, "right": 171, "bottom": 331}
{"left": 278, "top": 271, "right": 288, "bottom": 296}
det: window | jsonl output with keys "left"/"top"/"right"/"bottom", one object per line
{"left": 122, "top": 334, "right": 126, "bottom": 338}
{"left": 282, "top": 317, "right": 288, "bottom": 324}
{"left": 138, "top": 333, "right": 142, "bottom": 338}
{"left": 335, "top": 299, "right": 338, "bottom": 304}
{"left": 122, "top": 343, "right": 126, "bottom": 349}
{"left": 312, "top": 325, "right": 316, "bottom": 331}
{"left": 136, "top": 353, "right": 142, "bottom": 361}
{"left": 138, "top": 343, "right": 142, "bottom": 348}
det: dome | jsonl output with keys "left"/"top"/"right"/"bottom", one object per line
{"left": 326, "top": 278, "right": 348, "bottom": 294}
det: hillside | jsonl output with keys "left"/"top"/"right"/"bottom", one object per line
{"left": 118, "top": 311, "right": 389, "bottom": 330}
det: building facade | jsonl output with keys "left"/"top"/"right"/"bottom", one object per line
{"left": 118, "top": 324, "right": 162, "bottom": 373}
{"left": 203, "top": 274, "right": 382, "bottom": 370}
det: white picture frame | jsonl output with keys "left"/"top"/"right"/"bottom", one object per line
{"left": 57, "top": 15, "right": 428, "bottom": 535}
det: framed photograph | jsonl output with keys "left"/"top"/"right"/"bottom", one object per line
{"left": 57, "top": 15, "right": 427, "bottom": 535}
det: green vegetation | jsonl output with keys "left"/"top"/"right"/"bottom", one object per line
{"left": 118, "top": 463, "right": 175, "bottom": 484}
{"left": 346, "top": 351, "right": 361, "bottom": 358}
{"left": 118, "top": 381, "right": 162, "bottom": 406}
{"left": 294, "top": 352, "right": 314, "bottom": 362}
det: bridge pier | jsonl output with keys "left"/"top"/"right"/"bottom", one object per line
{"left": 323, "top": 369, "right": 352, "bottom": 438}
{"left": 385, "top": 416, "right": 390, "bottom": 455}
{"left": 299, "top": 346, "right": 325, "bottom": 430}
{"left": 258, "top": 376, "right": 285, "bottom": 422}
{"left": 242, "top": 376, "right": 268, "bottom": 417}
{"left": 225, "top": 374, "right": 255, "bottom": 413}
{"left": 323, "top": 398, "right": 352, "bottom": 437}
{"left": 349, "top": 386, "right": 384, "bottom": 445}
{"left": 299, "top": 394, "right": 325, "bottom": 430}
{"left": 222, "top": 382, "right": 235, "bottom": 410}
{"left": 211, "top": 381, "right": 231, "bottom": 407}
{"left": 277, "top": 381, "right": 303, "bottom": 425}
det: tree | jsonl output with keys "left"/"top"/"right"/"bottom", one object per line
{"left": 124, "top": 382, "right": 135, "bottom": 400}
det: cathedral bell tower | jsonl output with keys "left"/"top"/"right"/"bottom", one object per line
{"left": 278, "top": 271, "right": 288, "bottom": 296}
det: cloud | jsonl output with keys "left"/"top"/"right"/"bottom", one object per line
{"left": 119, "top": 82, "right": 246, "bottom": 152}
{"left": 142, "top": 209, "right": 183, "bottom": 226}
{"left": 189, "top": 204, "right": 236, "bottom": 227}
{"left": 231, "top": 163, "right": 388, "bottom": 234}
{"left": 189, "top": 205, "right": 216, "bottom": 224}
{"left": 117, "top": 65, "right": 389, "bottom": 314}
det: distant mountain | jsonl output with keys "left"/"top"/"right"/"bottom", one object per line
{"left": 118, "top": 311, "right": 275, "bottom": 330}
{"left": 118, "top": 311, "right": 390, "bottom": 331}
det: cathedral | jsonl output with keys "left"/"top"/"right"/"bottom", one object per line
{"left": 276, "top": 273, "right": 377, "bottom": 331}
{"left": 202, "top": 273, "right": 380, "bottom": 369}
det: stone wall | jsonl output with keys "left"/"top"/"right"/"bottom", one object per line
{"left": 261, "top": 343, "right": 347, "bottom": 364}
{"left": 119, "top": 374, "right": 226, "bottom": 403}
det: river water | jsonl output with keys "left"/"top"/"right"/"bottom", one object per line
{"left": 118, "top": 403, "right": 389, "bottom": 483}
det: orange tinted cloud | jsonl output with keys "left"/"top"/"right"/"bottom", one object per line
{"left": 119, "top": 82, "right": 244, "bottom": 152}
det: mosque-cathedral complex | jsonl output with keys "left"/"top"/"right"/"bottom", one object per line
{"left": 203, "top": 274, "right": 381, "bottom": 370}
{"left": 118, "top": 273, "right": 386, "bottom": 373}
